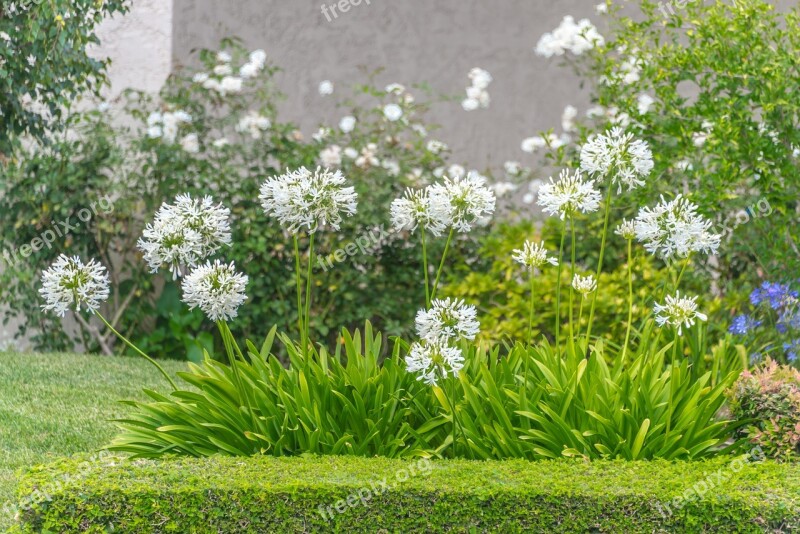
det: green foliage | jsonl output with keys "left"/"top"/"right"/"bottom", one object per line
{"left": 0, "top": 0, "right": 127, "bottom": 155}
{"left": 14, "top": 454, "right": 800, "bottom": 533}
{"left": 110, "top": 321, "right": 744, "bottom": 461}
{"left": 541, "top": 0, "right": 800, "bottom": 284}
{"left": 0, "top": 351, "right": 186, "bottom": 532}
{"left": 441, "top": 220, "right": 719, "bottom": 346}
{"left": 727, "top": 359, "right": 800, "bottom": 461}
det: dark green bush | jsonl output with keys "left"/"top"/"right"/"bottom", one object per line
{"left": 13, "top": 454, "right": 800, "bottom": 533}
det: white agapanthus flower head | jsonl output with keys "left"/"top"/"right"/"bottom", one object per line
{"left": 259, "top": 167, "right": 358, "bottom": 234}
{"left": 580, "top": 127, "right": 654, "bottom": 192}
{"left": 390, "top": 187, "right": 449, "bottom": 237}
{"left": 405, "top": 340, "right": 465, "bottom": 386}
{"left": 181, "top": 260, "right": 248, "bottom": 322}
{"left": 415, "top": 298, "right": 480, "bottom": 343}
{"left": 653, "top": 291, "right": 707, "bottom": 335}
{"left": 634, "top": 195, "right": 721, "bottom": 259}
{"left": 535, "top": 16, "right": 604, "bottom": 58}
{"left": 39, "top": 255, "right": 110, "bottom": 317}
{"left": 537, "top": 169, "right": 601, "bottom": 220}
{"left": 615, "top": 219, "right": 637, "bottom": 240}
{"left": 512, "top": 241, "right": 559, "bottom": 271}
{"left": 428, "top": 172, "right": 496, "bottom": 233}
{"left": 137, "top": 194, "right": 232, "bottom": 279}
{"left": 572, "top": 274, "right": 597, "bottom": 297}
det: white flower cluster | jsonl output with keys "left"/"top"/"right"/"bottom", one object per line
{"left": 614, "top": 219, "right": 636, "bottom": 240}
{"left": 146, "top": 110, "right": 192, "bottom": 144}
{"left": 654, "top": 291, "right": 707, "bottom": 335}
{"left": 429, "top": 173, "right": 496, "bottom": 233}
{"left": 193, "top": 49, "right": 266, "bottom": 96}
{"left": 39, "top": 255, "right": 110, "bottom": 317}
{"left": 535, "top": 16, "right": 604, "bottom": 58}
{"left": 580, "top": 128, "right": 654, "bottom": 192}
{"left": 391, "top": 188, "right": 450, "bottom": 237}
{"left": 236, "top": 111, "right": 272, "bottom": 140}
{"left": 521, "top": 133, "right": 570, "bottom": 153}
{"left": 512, "top": 241, "right": 559, "bottom": 272}
{"left": 406, "top": 298, "right": 479, "bottom": 386}
{"left": 571, "top": 274, "right": 597, "bottom": 297}
{"left": 462, "top": 68, "right": 492, "bottom": 111}
{"left": 634, "top": 194, "right": 721, "bottom": 259}
{"left": 259, "top": 167, "right": 358, "bottom": 234}
{"left": 137, "top": 194, "right": 232, "bottom": 278}
{"left": 537, "top": 169, "right": 601, "bottom": 220}
{"left": 181, "top": 260, "right": 249, "bottom": 322}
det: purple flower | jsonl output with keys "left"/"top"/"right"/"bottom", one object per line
{"left": 749, "top": 281, "right": 798, "bottom": 310}
{"left": 728, "top": 314, "right": 762, "bottom": 335}
{"left": 784, "top": 339, "right": 800, "bottom": 363}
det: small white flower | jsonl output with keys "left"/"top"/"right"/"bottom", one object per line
{"left": 634, "top": 195, "right": 721, "bottom": 259}
{"left": 319, "top": 145, "right": 342, "bottom": 167}
{"left": 216, "top": 51, "right": 232, "bottom": 63}
{"left": 461, "top": 98, "right": 480, "bottom": 112}
{"left": 426, "top": 140, "right": 448, "bottom": 154}
{"left": 213, "top": 64, "right": 232, "bottom": 76}
{"left": 390, "top": 187, "right": 450, "bottom": 237}
{"left": 580, "top": 127, "right": 654, "bottom": 192}
{"left": 383, "top": 103, "right": 403, "bottom": 122}
{"left": 339, "top": 115, "right": 356, "bottom": 133}
{"left": 490, "top": 181, "right": 518, "bottom": 197}
{"left": 137, "top": 194, "right": 232, "bottom": 278}
{"left": 193, "top": 72, "right": 209, "bottom": 84}
{"left": 182, "top": 260, "right": 248, "bottom": 322}
{"left": 468, "top": 67, "right": 493, "bottom": 90}
{"left": 653, "top": 291, "right": 707, "bottom": 335}
{"left": 212, "top": 138, "right": 230, "bottom": 148}
{"left": 237, "top": 111, "right": 271, "bottom": 140}
{"left": 537, "top": 169, "right": 601, "bottom": 220}
{"left": 249, "top": 49, "right": 267, "bottom": 68}
{"left": 512, "top": 241, "right": 559, "bottom": 271}
{"left": 562, "top": 105, "right": 578, "bottom": 132}
{"left": 447, "top": 164, "right": 466, "bottom": 179}
{"left": 318, "top": 80, "right": 334, "bottom": 96}
{"left": 385, "top": 83, "right": 406, "bottom": 94}
{"left": 343, "top": 147, "right": 359, "bottom": 159}
{"left": 614, "top": 219, "right": 636, "bottom": 240}
{"left": 405, "top": 340, "right": 465, "bottom": 386}
{"left": 504, "top": 161, "right": 522, "bottom": 176}
{"left": 416, "top": 298, "right": 480, "bottom": 343}
{"left": 572, "top": 274, "right": 597, "bottom": 297}
{"left": 219, "top": 76, "right": 243, "bottom": 95}
{"left": 40, "top": 255, "right": 110, "bottom": 317}
{"left": 259, "top": 167, "right": 358, "bottom": 234}
{"left": 147, "top": 126, "right": 163, "bottom": 139}
{"left": 428, "top": 172, "right": 496, "bottom": 233}
{"left": 595, "top": 3, "right": 608, "bottom": 14}
{"left": 355, "top": 143, "right": 380, "bottom": 168}
{"left": 637, "top": 94, "right": 655, "bottom": 115}
{"left": 535, "top": 16, "right": 604, "bottom": 58}
{"left": 180, "top": 133, "right": 200, "bottom": 154}
{"left": 239, "top": 62, "right": 260, "bottom": 79}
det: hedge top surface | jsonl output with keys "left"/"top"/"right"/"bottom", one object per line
{"left": 15, "top": 454, "right": 800, "bottom": 533}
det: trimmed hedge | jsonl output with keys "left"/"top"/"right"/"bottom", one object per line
{"left": 13, "top": 454, "right": 800, "bottom": 533}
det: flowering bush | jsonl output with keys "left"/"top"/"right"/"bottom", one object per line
{"left": 727, "top": 360, "right": 800, "bottom": 461}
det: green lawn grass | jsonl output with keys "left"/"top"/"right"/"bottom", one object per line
{"left": 0, "top": 351, "right": 185, "bottom": 530}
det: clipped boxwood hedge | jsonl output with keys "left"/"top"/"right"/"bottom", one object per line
{"left": 12, "top": 454, "right": 800, "bottom": 533}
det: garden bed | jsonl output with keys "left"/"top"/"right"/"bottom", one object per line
{"left": 14, "top": 455, "right": 800, "bottom": 533}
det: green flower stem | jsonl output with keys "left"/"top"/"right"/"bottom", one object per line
{"left": 293, "top": 235, "right": 304, "bottom": 354}
{"left": 554, "top": 218, "right": 567, "bottom": 349}
{"left": 431, "top": 227, "right": 455, "bottom": 302}
{"left": 304, "top": 233, "right": 315, "bottom": 359}
{"left": 527, "top": 272, "right": 535, "bottom": 344}
{"left": 568, "top": 218, "right": 577, "bottom": 353}
{"left": 674, "top": 254, "right": 692, "bottom": 292}
{"left": 621, "top": 239, "right": 634, "bottom": 364}
{"left": 97, "top": 312, "right": 177, "bottom": 390}
{"left": 577, "top": 298, "right": 585, "bottom": 337}
{"left": 584, "top": 185, "right": 614, "bottom": 347}
{"left": 421, "top": 230, "right": 431, "bottom": 308}
{"left": 218, "top": 321, "right": 256, "bottom": 427}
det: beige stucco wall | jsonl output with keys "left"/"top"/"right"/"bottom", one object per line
{"left": 171, "top": 0, "right": 601, "bottom": 169}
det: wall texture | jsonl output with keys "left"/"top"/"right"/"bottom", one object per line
{"left": 172, "top": 0, "right": 601, "bottom": 169}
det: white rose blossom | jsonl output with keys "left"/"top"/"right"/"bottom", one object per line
{"left": 182, "top": 260, "right": 249, "bottom": 322}
{"left": 39, "top": 255, "right": 110, "bottom": 317}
